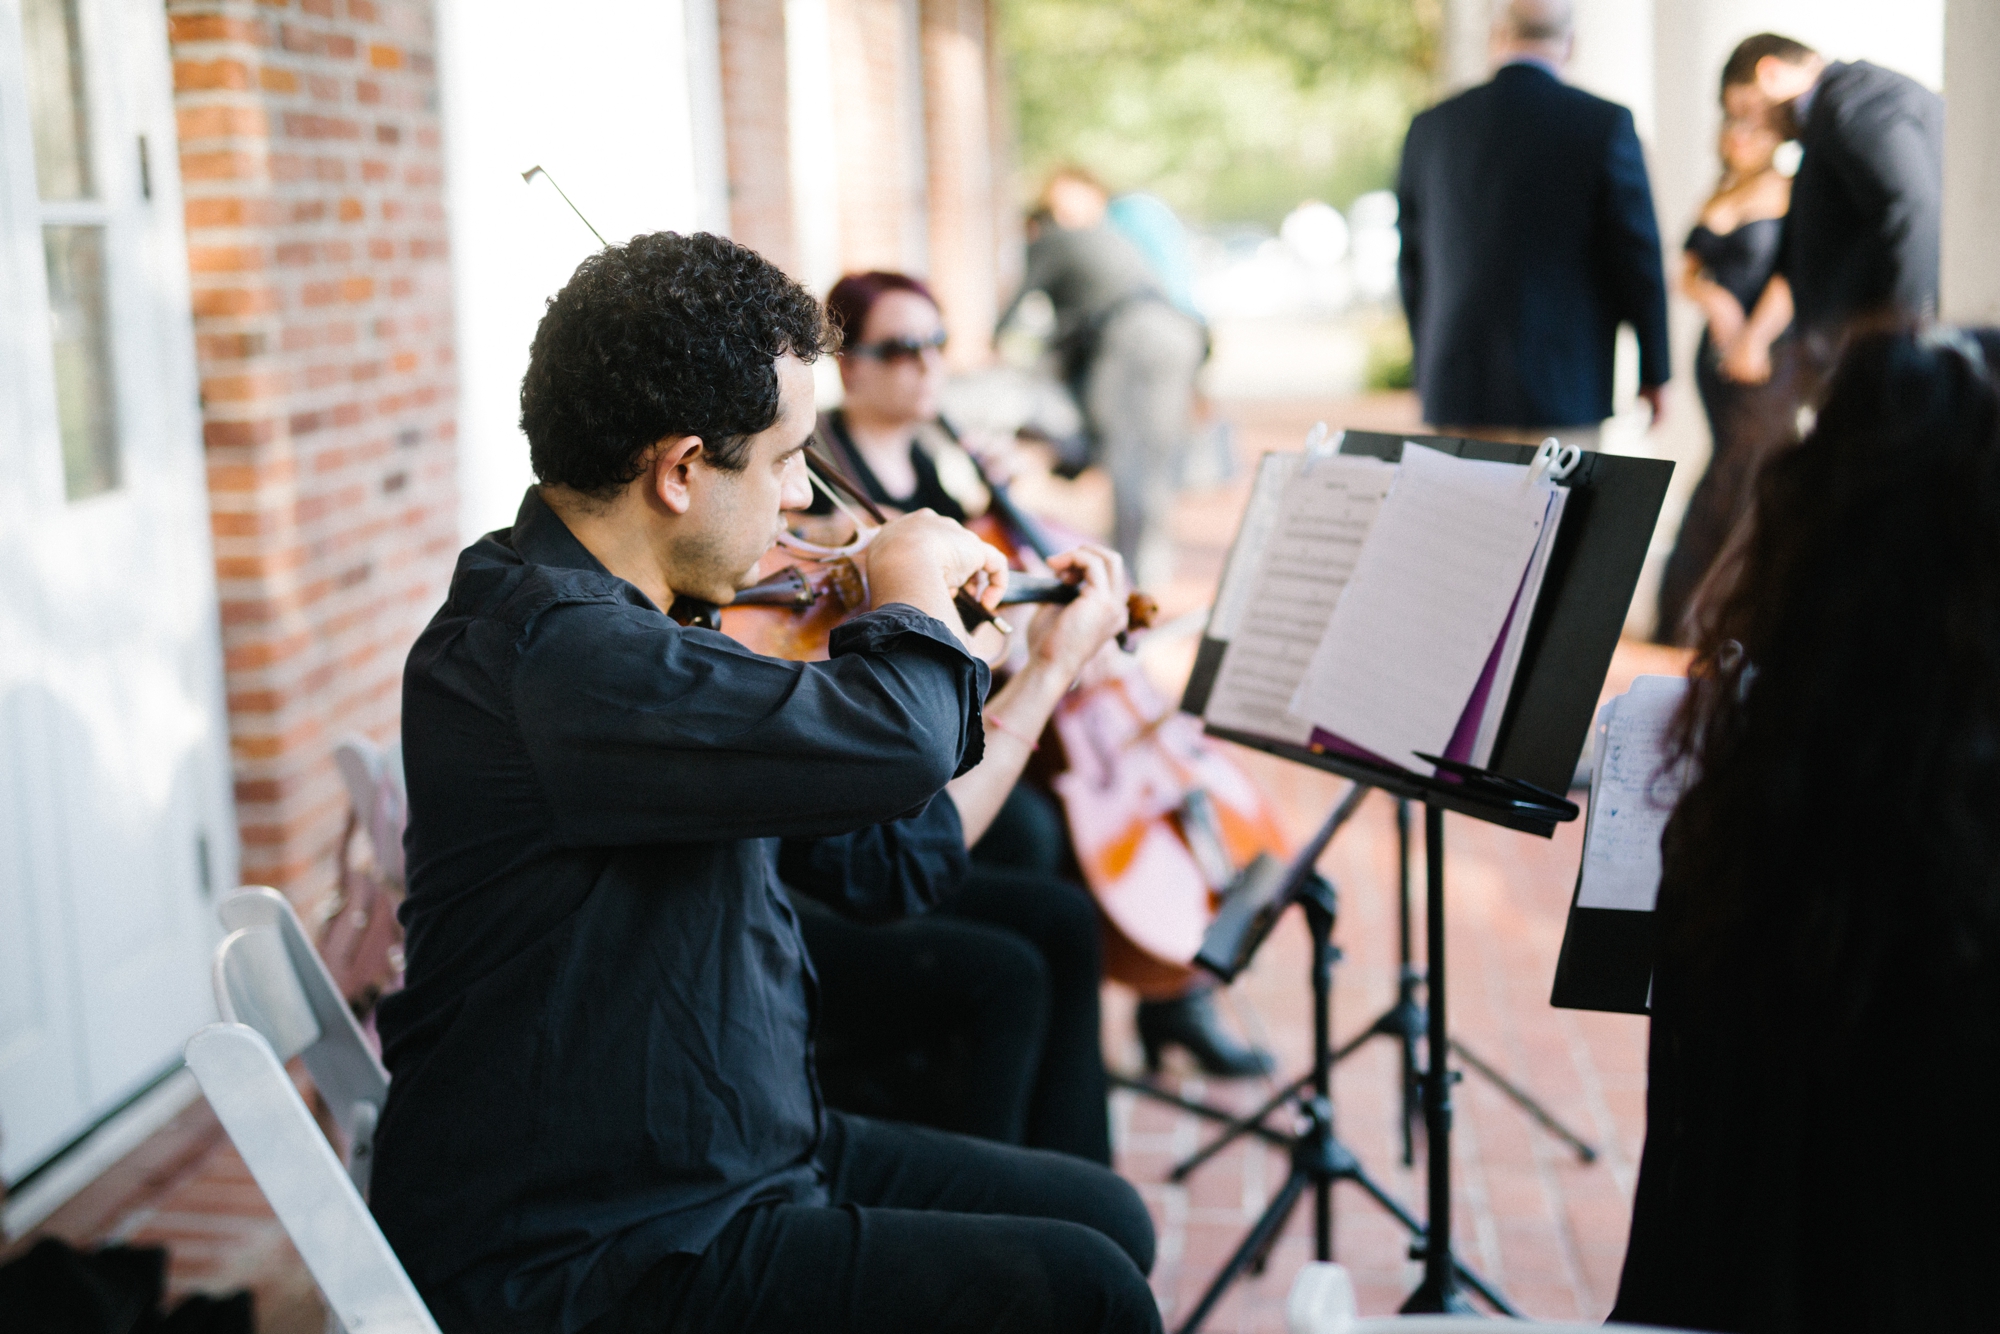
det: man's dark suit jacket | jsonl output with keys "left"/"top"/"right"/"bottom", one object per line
{"left": 1397, "top": 62, "right": 1670, "bottom": 429}
{"left": 1785, "top": 61, "right": 1944, "bottom": 335}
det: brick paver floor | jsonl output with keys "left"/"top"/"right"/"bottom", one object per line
{"left": 6, "top": 392, "right": 1686, "bottom": 1332}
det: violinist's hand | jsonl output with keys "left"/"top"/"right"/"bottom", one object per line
{"left": 1024, "top": 544, "right": 1128, "bottom": 684}
{"left": 864, "top": 509, "right": 1009, "bottom": 634}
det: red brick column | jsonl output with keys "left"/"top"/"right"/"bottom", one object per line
{"left": 921, "top": 0, "right": 1000, "bottom": 364}
{"left": 828, "top": 0, "right": 928, "bottom": 278}
{"left": 168, "top": 0, "right": 458, "bottom": 912}
{"left": 717, "top": 0, "right": 796, "bottom": 271}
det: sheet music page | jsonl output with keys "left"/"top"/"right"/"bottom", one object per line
{"left": 1289, "top": 443, "right": 1556, "bottom": 768}
{"left": 1576, "top": 676, "right": 1690, "bottom": 911}
{"left": 1206, "top": 453, "right": 1304, "bottom": 643}
{"left": 1204, "top": 455, "right": 1397, "bottom": 743}
{"left": 1469, "top": 484, "right": 1570, "bottom": 767}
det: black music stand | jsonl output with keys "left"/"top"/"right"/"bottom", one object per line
{"left": 1181, "top": 431, "right": 1672, "bottom": 1313}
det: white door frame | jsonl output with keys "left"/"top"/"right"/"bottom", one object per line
{"left": 0, "top": 0, "right": 238, "bottom": 1191}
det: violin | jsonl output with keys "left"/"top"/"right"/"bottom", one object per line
{"left": 682, "top": 438, "right": 1153, "bottom": 658}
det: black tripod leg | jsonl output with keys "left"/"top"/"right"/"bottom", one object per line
{"left": 1395, "top": 797, "right": 1420, "bottom": 1168}
{"left": 1176, "top": 1170, "right": 1310, "bottom": 1334}
{"left": 1167, "top": 1072, "right": 1313, "bottom": 1182}
{"left": 1449, "top": 1039, "right": 1599, "bottom": 1163}
{"left": 1339, "top": 1157, "right": 1521, "bottom": 1318}
{"left": 1401, "top": 805, "right": 1477, "bottom": 1315}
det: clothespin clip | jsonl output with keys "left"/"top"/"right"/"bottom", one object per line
{"left": 1302, "top": 421, "right": 1343, "bottom": 468}
{"left": 1527, "top": 436, "right": 1581, "bottom": 485}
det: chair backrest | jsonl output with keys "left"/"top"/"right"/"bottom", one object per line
{"left": 334, "top": 734, "right": 407, "bottom": 888}
{"left": 215, "top": 887, "right": 391, "bottom": 1196}
{"left": 1286, "top": 1264, "right": 1697, "bottom": 1334}
{"left": 185, "top": 1023, "right": 439, "bottom": 1334}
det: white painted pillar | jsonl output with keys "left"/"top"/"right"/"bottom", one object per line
{"left": 1942, "top": 0, "right": 2000, "bottom": 324}
{"left": 785, "top": 0, "right": 843, "bottom": 300}
{"left": 1440, "top": 0, "right": 1493, "bottom": 94}
{"left": 686, "top": 0, "right": 733, "bottom": 236}
{"left": 438, "top": 0, "right": 715, "bottom": 541}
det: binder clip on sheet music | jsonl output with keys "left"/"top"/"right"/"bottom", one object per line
{"left": 1205, "top": 434, "right": 1577, "bottom": 780}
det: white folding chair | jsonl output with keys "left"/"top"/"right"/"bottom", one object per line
{"left": 213, "top": 886, "right": 390, "bottom": 1197}
{"left": 184, "top": 1022, "right": 439, "bottom": 1334}
{"left": 1285, "top": 1264, "right": 1701, "bottom": 1334}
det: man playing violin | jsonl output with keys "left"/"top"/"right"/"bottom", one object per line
{"left": 369, "top": 232, "right": 1160, "bottom": 1334}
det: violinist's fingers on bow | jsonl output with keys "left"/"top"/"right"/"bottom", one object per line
{"left": 1047, "top": 543, "right": 1127, "bottom": 599}
{"left": 1027, "top": 544, "right": 1127, "bottom": 681}
{"left": 863, "top": 509, "right": 1010, "bottom": 628}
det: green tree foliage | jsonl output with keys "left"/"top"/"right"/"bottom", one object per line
{"left": 999, "top": 0, "right": 1441, "bottom": 226}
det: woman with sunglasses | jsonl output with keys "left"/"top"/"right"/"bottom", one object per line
{"left": 786, "top": 272, "right": 1271, "bottom": 1165}
{"left": 812, "top": 271, "right": 993, "bottom": 523}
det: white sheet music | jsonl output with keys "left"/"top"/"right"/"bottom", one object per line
{"left": 1290, "top": 443, "right": 1557, "bottom": 768}
{"left": 1576, "top": 676, "right": 1689, "bottom": 911}
{"left": 1204, "top": 455, "right": 1396, "bottom": 744}
{"left": 1206, "top": 453, "right": 1303, "bottom": 643}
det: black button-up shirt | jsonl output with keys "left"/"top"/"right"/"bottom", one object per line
{"left": 371, "top": 489, "right": 985, "bottom": 1334}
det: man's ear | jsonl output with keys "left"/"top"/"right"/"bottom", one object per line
{"left": 649, "top": 436, "right": 705, "bottom": 515}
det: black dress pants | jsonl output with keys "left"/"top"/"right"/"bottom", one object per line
{"left": 798, "top": 867, "right": 1110, "bottom": 1163}
{"left": 598, "top": 1112, "right": 1161, "bottom": 1334}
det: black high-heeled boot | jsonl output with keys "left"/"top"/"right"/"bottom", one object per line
{"left": 1135, "top": 989, "right": 1275, "bottom": 1078}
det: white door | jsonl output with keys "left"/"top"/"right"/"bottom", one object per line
{"left": 0, "top": 0, "right": 238, "bottom": 1185}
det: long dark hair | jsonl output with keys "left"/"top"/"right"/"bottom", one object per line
{"left": 1666, "top": 327, "right": 2000, "bottom": 1019}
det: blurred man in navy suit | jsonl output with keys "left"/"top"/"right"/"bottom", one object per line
{"left": 1397, "top": 0, "right": 1670, "bottom": 444}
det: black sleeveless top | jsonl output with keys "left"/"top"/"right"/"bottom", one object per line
{"left": 806, "top": 410, "right": 969, "bottom": 522}
{"left": 1684, "top": 217, "right": 1785, "bottom": 314}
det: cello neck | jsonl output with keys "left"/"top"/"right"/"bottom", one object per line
{"left": 939, "top": 416, "right": 1059, "bottom": 563}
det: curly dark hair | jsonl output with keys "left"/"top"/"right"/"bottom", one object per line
{"left": 520, "top": 232, "right": 830, "bottom": 497}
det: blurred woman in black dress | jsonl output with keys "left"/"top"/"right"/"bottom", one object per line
{"left": 1613, "top": 327, "right": 2000, "bottom": 1333}
{"left": 1655, "top": 98, "right": 1800, "bottom": 644}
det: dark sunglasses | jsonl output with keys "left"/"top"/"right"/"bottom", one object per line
{"left": 849, "top": 330, "right": 948, "bottom": 364}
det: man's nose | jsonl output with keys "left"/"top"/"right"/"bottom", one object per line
{"left": 780, "top": 451, "right": 814, "bottom": 511}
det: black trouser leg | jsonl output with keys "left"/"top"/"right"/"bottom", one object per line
{"left": 796, "top": 901, "right": 1050, "bottom": 1145}
{"left": 610, "top": 1113, "right": 1161, "bottom": 1334}
{"left": 940, "top": 867, "right": 1112, "bottom": 1164}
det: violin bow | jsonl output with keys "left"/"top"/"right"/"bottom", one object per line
{"left": 799, "top": 439, "right": 1010, "bottom": 635}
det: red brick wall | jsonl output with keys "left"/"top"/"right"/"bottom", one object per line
{"left": 829, "top": 0, "right": 927, "bottom": 276}
{"left": 717, "top": 0, "right": 797, "bottom": 272}
{"left": 921, "top": 0, "right": 1000, "bottom": 365}
{"left": 167, "top": 0, "right": 458, "bottom": 912}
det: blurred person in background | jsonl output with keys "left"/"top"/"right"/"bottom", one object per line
{"left": 1612, "top": 326, "right": 2000, "bottom": 1334}
{"left": 1396, "top": 0, "right": 1670, "bottom": 446}
{"left": 1714, "top": 35, "right": 1944, "bottom": 395}
{"left": 999, "top": 169, "right": 1206, "bottom": 589}
{"left": 1654, "top": 86, "right": 1797, "bottom": 645}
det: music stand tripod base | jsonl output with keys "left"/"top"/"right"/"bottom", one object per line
{"left": 1169, "top": 787, "right": 1517, "bottom": 1334}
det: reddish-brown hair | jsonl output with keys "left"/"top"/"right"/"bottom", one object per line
{"left": 824, "top": 271, "right": 939, "bottom": 352}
